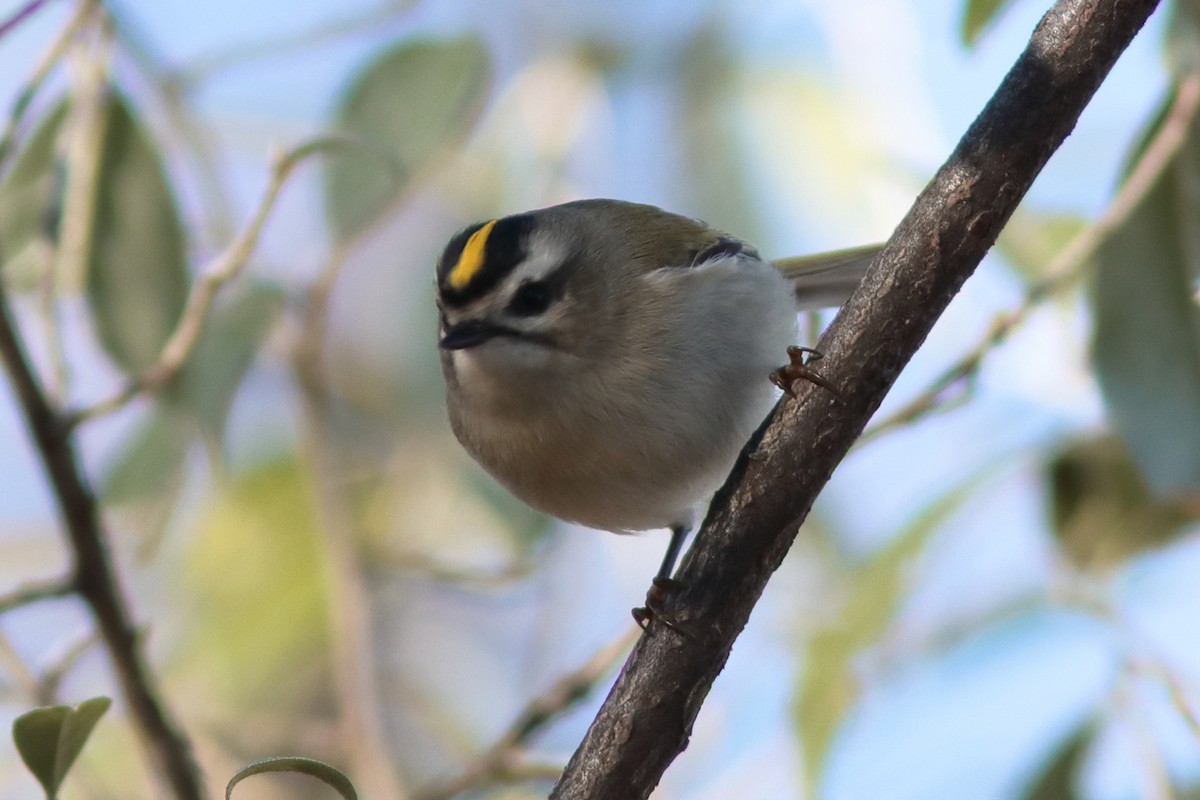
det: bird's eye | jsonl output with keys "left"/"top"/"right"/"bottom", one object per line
{"left": 508, "top": 280, "right": 554, "bottom": 316}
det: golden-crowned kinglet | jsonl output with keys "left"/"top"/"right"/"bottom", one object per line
{"left": 436, "top": 199, "right": 877, "bottom": 595}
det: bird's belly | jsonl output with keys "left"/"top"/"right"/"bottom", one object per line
{"left": 450, "top": 378, "right": 774, "bottom": 532}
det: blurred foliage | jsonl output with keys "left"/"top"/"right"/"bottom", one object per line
{"left": 677, "top": 22, "right": 766, "bottom": 247}
{"left": 0, "top": 99, "right": 66, "bottom": 292}
{"left": 86, "top": 90, "right": 189, "bottom": 376}
{"left": 994, "top": 208, "right": 1087, "bottom": 285}
{"left": 1169, "top": 0, "right": 1200, "bottom": 76}
{"left": 102, "top": 406, "right": 191, "bottom": 507}
{"left": 167, "top": 278, "right": 285, "bottom": 444}
{"left": 1092, "top": 87, "right": 1200, "bottom": 500}
{"left": 1049, "top": 436, "right": 1195, "bottom": 570}
{"left": 1019, "top": 723, "right": 1092, "bottom": 800}
{"left": 961, "top": 0, "right": 1018, "bottom": 45}
{"left": 324, "top": 37, "right": 491, "bottom": 241}
{"left": 170, "top": 457, "right": 333, "bottom": 717}
{"left": 797, "top": 471, "right": 995, "bottom": 795}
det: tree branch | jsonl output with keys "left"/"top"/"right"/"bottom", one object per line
{"left": 0, "top": 573, "right": 74, "bottom": 612}
{"left": 0, "top": 289, "right": 204, "bottom": 799}
{"left": 549, "top": 0, "right": 1163, "bottom": 797}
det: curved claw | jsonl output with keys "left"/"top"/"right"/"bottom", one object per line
{"left": 770, "top": 346, "right": 843, "bottom": 400}
{"left": 632, "top": 577, "right": 693, "bottom": 638}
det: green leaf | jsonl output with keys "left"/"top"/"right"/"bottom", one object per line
{"left": 226, "top": 756, "right": 357, "bottom": 800}
{"left": 1049, "top": 435, "right": 1192, "bottom": 569}
{"left": 961, "top": 0, "right": 1017, "bottom": 46}
{"left": 86, "top": 91, "right": 189, "bottom": 375}
{"left": 323, "top": 36, "right": 490, "bottom": 241}
{"left": 797, "top": 475, "right": 991, "bottom": 795}
{"left": 1092, "top": 92, "right": 1200, "bottom": 499}
{"left": 168, "top": 279, "right": 284, "bottom": 442}
{"left": 13, "top": 697, "right": 111, "bottom": 798}
{"left": 0, "top": 99, "right": 68, "bottom": 291}
{"left": 1020, "top": 723, "right": 1093, "bottom": 800}
{"left": 101, "top": 405, "right": 192, "bottom": 505}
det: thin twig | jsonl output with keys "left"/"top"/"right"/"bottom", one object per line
{"left": 52, "top": 21, "right": 109, "bottom": 327}
{"left": 1082, "top": 578, "right": 1200, "bottom": 744}
{"left": 485, "top": 755, "right": 568, "bottom": 785}
{"left": 379, "top": 550, "right": 538, "bottom": 587}
{"left": 0, "top": 287, "right": 204, "bottom": 798}
{"left": 104, "top": 1, "right": 238, "bottom": 242}
{"left": 415, "top": 629, "right": 638, "bottom": 800}
{"left": 0, "top": 0, "right": 95, "bottom": 175}
{"left": 861, "top": 70, "right": 1200, "bottom": 444}
{"left": 0, "top": 573, "right": 74, "bottom": 612}
{"left": 292, "top": 233, "right": 407, "bottom": 800}
{"left": 0, "top": 0, "right": 56, "bottom": 41}
{"left": 1115, "top": 675, "right": 1177, "bottom": 800}
{"left": 0, "top": 629, "right": 41, "bottom": 699}
{"left": 170, "top": 0, "right": 415, "bottom": 91}
{"left": 66, "top": 136, "right": 344, "bottom": 427}
{"left": 36, "top": 628, "right": 101, "bottom": 705}
{"left": 0, "top": 0, "right": 100, "bottom": 403}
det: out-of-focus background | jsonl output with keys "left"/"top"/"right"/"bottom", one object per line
{"left": 1, "top": 0, "right": 1198, "bottom": 798}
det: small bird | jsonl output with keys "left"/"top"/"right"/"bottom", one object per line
{"left": 435, "top": 199, "right": 877, "bottom": 621}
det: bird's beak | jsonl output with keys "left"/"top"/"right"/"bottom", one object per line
{"left": 439, "top": 319, "right": 507, "bottom": 350}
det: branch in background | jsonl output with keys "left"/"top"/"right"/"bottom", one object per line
{"left": 414, "top": 629, "right": 638, "bottom": 800}
{"left": 1114, "top": 675, "right": 1175, "bottom": 800}
{"left": 35, "top": 629, "right": 101, "bottom": 705}
{"left": 291, "top": 233, "right": 410, "bottom": 800}
{"left": 1142, "top": 658, "right": 1200, "bottom": 742}
{"left": 45, "top": 18, "right": 111, "bottom": 403}
{"left": 0, "top": 630, "right": 41, "bottom": 699}
{"left": 169, "top": 0, "right": 415, "bottom": 91}
{"left": 0, "top": 0, "right": 54, "bottom": 41}
{"left": 549, "top": 1, "right": 1163, "bottom": 797}
{"left": 379, "top": 550, "right": 538, "bottom": 587}
{"left": 105, "top": 1, "right": 238, "bottom": 241}
{"left": 0, "top": 289, "right": 204, "bottom": 798}
{"left": 1078, "top": 582, "right": 1200, "bottom": 743}
{"left": 0, "top": 573, "right": 74, "bottom": 613}
{"left": 0, "top": 0, "right": 98, "bottom": 173}
{"left": 67, "top": 137, "right": 341, "bottom": 427}
{"left": 863, "top": 69, "right": 1200, "bottom": 443}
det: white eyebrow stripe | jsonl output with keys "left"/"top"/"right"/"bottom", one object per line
{"left": 508, "top": 235, "right": 567, "bottom": 284}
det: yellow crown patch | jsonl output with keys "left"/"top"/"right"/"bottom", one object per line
{"left": 448, "top": 219, "right": 497, "bottom": 290}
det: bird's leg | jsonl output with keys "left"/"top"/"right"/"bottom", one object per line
{"left": 632, "top": 524, "right": 690, "bottom": 635}
{"left": 770, "top": 345, "right": 843, "bottom": 400}
{"left": 656, "top": 523, "right": 688, "bottom": 581}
